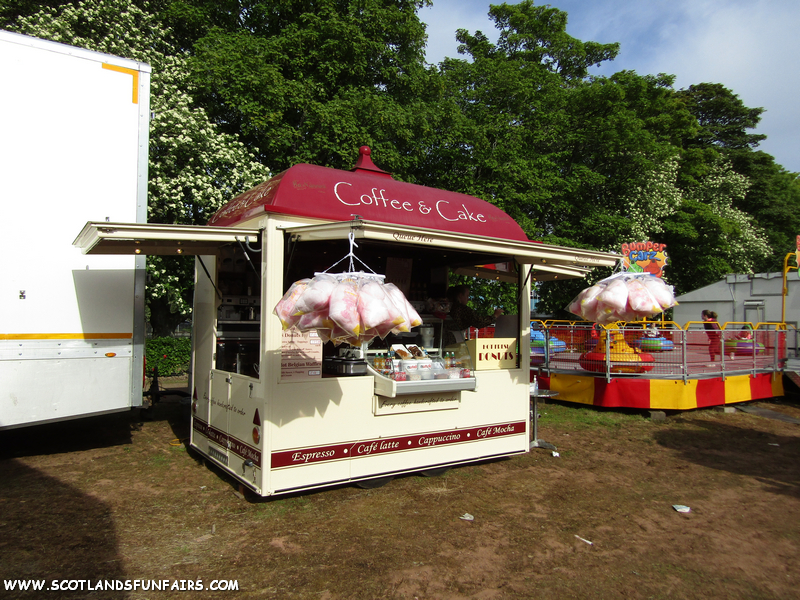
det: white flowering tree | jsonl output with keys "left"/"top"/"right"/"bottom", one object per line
{"left": 676, "top": 82, "right": 800, "bottom": 275}
{"left": 622, "top": 155, "right": 684, "bottom": 241}
{"left": 11, "top": 0, "right": 270, "bottom": 335}
{"left": 660, "top": 158, "right": 772, "bottom": 292}
{"left": 618, "top": 154, "right": 770, "bottom": 293}
{"left": 685, "top": 159, "right": 771, "bottom": 272}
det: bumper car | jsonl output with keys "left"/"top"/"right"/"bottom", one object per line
{"left": 531, "top": 331, "right": 567, "bottom": 364}
{"left": 724, "top": 338, "right": 764, "bottom": 356}
{"left": 578, "top": 325, "right": 655, "bottom": 374}
{"left": 633, "top": 336, "right": 674, "bottom": 352}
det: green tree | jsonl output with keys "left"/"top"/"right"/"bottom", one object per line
{"left": 10, "top": 0, "right": 269, "bottom": 335}
{"left": 433, "top": 1, "right": 624, "bottom": 239}
{"left": 550, "top": 71, "right": 694, "bottom": 251}
{"left": 169, "top": 0, "right": 438, "bottom": 174}
{"left": 1, "top": 0, "right": 72, "bottom": 27}
{"left": 731, "top": 153, "right": 800, "bottom": 273}
{"left": 677, "top": 83, "right": 766, "bottom": 152}
{"left": 437, "top": 2, "right": 775, "bottom": 311}
{"left": 434, "top": 3, "right": 698, "bottom": 312}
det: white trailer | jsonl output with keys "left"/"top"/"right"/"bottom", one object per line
{"left": 0, "top": 31, "right": 151, "bottom": 429}
{"left": 75, "top": 147, "right": 618, "bottom": 496}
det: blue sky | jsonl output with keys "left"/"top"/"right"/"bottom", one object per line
{"left": 420, "top": 0, "right": 800, "bottom": 174}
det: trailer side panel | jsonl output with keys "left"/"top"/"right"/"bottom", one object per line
{"left": 0, "top": 31, "right": 150, "bottom": 429}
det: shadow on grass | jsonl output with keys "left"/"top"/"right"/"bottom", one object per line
{"left": 0, "top": 411, "right": 138, "bottom": 461}
{"left": 0, "top": 394, "right": 198, "bottom": 598}
{"left": 652, "top": 417, "right": 800, "bottom": 499}
{"left": 0, "top": 460, "right": 126, "bottom": 599}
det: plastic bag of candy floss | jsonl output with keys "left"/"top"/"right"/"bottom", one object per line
{"left": 642, "top": 275, "right": 677, "bottom": 310}
{"left": 273, "top": 278, "right": 311, "bottom": 330}
{"left": 292, "top": 273, "right": 337, "bottom": 315}
{"left": 566, "top": 281, "right": 606, "bottom": 321}
{"left": 328, "top": 278, "right": 363, "bottom": 337}
{"left": 595, "top": 277, "right": 629, "bottom": 322}
{"left": 358, "top": 278, "right": 404, "bottom": 336}
{"left": 625, "top": 277, "right": 661, "bottom": 317}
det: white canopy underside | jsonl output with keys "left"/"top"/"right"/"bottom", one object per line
{"left": 74, "top": 219, "right": 620, "bottom": 281}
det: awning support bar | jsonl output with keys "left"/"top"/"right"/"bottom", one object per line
{"left": 516, "top": 263, "right": 535, "bottom": 305}
{"left": 236, "top": 237, "right": 261, "bottom": 283}
{"left": 198, "top": 256, "right": 222, "bottom": 300}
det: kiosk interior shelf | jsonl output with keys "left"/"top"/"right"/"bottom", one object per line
{"left": 214, "top": 242, "right": 261, "bottom": 378}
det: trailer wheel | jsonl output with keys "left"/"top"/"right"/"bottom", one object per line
{"left": 420, "top": 467, "right": 451, "bottom": 477}
{"left": 355, "top": 476, "right": 394, "bottom": 489}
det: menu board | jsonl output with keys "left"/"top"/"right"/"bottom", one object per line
{"left": 280, "top": 329, "right": 322, "bottom": 381}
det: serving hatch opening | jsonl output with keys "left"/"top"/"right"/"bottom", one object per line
{"left": 280, "top": 219, "right": 617, "bottom": 282}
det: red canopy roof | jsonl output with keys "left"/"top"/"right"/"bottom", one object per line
{"left": 209, "top": 147, "right": 531, "bottom": 242}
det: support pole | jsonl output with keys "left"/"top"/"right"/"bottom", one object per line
{"left": 782, "top": 252, "right": 797, "bottom": 324}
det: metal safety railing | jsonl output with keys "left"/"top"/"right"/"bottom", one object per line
{"left": 530, "top": 320, "right": 788, "bottom": 381}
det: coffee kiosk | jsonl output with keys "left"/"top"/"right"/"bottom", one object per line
{"left": 75, "top": 147, "right": 618, "bottom": 496}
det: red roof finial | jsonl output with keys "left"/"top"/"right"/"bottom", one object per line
{"left": 351, "top": 146, "right": 393, "bottom": 178}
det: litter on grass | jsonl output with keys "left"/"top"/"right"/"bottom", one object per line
{"left": 459, "top": 513, "right": 474, "bottom": 521}
{"left": 673, "top": 504, "right": 691, "bottom": 513}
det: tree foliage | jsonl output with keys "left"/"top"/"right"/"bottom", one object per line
{"left": 163, "top": 0, "right": 438, "bottom": 174}
{"left": 740, "top": 155, "right": 800, "bottom": 273}
{"left": 672, "top": 81, "right": 799, "bottom": 279}
{"left": 677, "top": 83, "right": 766, "bottom": 153}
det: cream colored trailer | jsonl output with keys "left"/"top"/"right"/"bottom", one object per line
{"left": 75, "top": 149, "right": 618, "bottom": 495}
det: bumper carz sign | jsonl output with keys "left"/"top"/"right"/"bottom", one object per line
{"left": 621, "top": 241, "right": 668, "bottom": 277}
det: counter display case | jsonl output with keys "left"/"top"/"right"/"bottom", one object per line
{"left": 370, "top": 366, "right": 477, "bottom": 397}
{"left": 367, "top": 319, "right": 477, "bottom": 398}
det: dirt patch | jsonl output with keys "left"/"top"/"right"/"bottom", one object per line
{"left": 1, "top": 394, "right": 799, "bottom": 599}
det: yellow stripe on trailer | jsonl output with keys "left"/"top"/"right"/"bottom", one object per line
{"left": 0, "top": 333, "right": 133, "bottom": 340}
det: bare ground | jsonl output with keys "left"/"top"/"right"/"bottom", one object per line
{"left": 1, "top": 383, "right": 799, "bottom": 600}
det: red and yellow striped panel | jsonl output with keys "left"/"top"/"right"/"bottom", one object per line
{"left": 542, "top": 372, "right": 783, "bottom": 410}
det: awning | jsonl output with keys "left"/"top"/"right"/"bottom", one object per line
{"left": 208, "top": 149, "right": 533, "bottom": 243}
{"left": 73, "top": 222, "right": 260, "bottom": 255}
{"left": 282, "top": 220, "right": 620, "bottom": 281}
